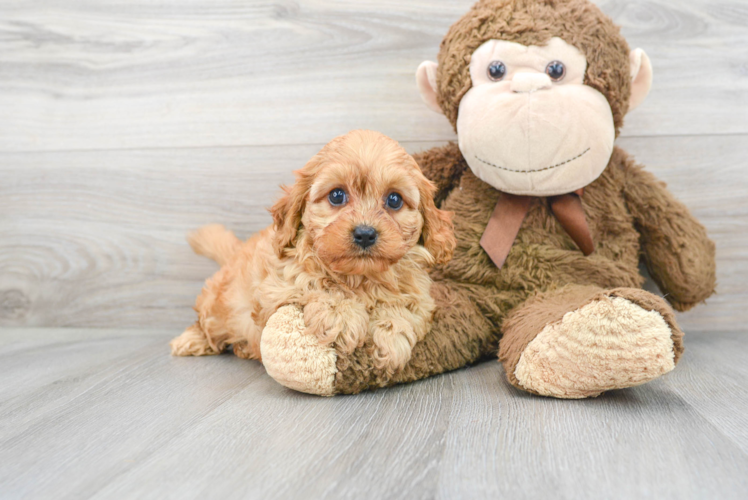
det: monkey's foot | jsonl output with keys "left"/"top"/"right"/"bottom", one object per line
{"left": 500, "top": 287, "right": 683, "bottom": 399}
{"left": 260, "top": 305, "right": 338, "bottom": 396}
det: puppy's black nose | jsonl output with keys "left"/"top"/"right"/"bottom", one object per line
{"left": 353, "top": 225, "right": 378, "bottom": 249}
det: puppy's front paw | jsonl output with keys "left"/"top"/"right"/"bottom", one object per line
{"left": 303, "top": 299, "right": 368, "bottom": 354}
{"left": 370, "top": 317, "right": 418, "bottom": 375}
{"left": 261, "top": 305, "right": 338, "bottom": 396}
{"left": 170, "top": 324, "right": 221, "bottom": 356}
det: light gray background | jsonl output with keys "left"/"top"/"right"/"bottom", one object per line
{"left": 0, "top": 1, "right": 746, "bottom": 499}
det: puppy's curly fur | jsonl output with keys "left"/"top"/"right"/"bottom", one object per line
{"left": 170, "top": 130, "right": 455, "bottom": 374}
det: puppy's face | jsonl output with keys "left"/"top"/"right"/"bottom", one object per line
{"left": 304, "top": 152, "right": 423, "bottom": 275}
{"left": 271, "top": 130, "right": 455, "bottom": 276}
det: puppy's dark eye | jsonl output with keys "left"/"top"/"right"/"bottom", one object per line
{"left": 328, "top": 188, "right": 347, "bottom": 206}
{"left": 487, "top": 61, "right": 506, "bottom": 81}
{"left": 546, "top": 61, "right": 566, "bottom": 82}
{"left": 386, "top": 192, "right": 403, "bottom": 210}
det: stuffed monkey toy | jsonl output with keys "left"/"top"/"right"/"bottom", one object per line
{"left": 260, "top": 0, "right": 716, "bottom": 398}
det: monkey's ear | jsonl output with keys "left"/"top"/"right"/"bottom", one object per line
{"left": 629, "top": 49, "right": 653, "bottom": 112}
{"left": 416, "top": 61, "right": 443, "bottom": 114}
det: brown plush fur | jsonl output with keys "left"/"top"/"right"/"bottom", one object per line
{"left": 171, "top": 130, "right": 456, "bottom": 375}
{"left": 335, "top": 145, "right": 711, "bottom": 394}
{"left": 330, "top": 0, "right": 716, "bottom": 394}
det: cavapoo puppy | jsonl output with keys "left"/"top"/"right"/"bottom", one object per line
{"left": 170, "top": 130, "right": 455, "bottom": 374}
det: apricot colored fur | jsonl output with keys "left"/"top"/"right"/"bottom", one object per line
{"left": 170, "top": 130, "right": 456, "bottom": 376}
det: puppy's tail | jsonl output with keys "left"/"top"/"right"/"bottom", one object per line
{"left": 187, "top": 225, "right": 242, "bottom": 267}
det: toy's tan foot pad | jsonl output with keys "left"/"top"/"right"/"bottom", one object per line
{"left": 513, "top": 296, "right": 676, "bottom": 399}
{"left": 260, "top": 305, "right": 338, "bottom": 396}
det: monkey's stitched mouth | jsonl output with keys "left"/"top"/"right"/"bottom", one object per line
{"left": 476, "top": 147, "right": 591, "bottom": 173}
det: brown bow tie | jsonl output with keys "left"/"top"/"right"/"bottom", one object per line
{"left": 480, "top": 189, "right": 594, "bottom": 269}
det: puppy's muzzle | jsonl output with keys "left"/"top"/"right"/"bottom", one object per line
{"left": 353, "top": 225, "right": 378, "bottom": 249}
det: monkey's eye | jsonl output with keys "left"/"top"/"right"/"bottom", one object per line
{"left": 487, "top": 61, "right": 507, "bottom": 81}
{"left": 545, "top": 61, "right": 566, "bottom": 82}
{"left": 328, "top": 188, "right": 347, "bottom": 206}
{"left": 386, "top": 192, "right": 404, "bottom": 210}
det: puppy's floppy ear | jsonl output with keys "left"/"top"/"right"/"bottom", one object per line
{"left": 270, "top": 158, "right": 318, "bottom": 257}
{"left": 418, "top": 174, "right": 456, "bottom": 265}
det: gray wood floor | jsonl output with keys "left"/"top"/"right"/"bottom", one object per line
{"left": 1, "top": 329, "right": 747, "bottom": 499}
{"left": 1, "top": 0, "right": 747, "bottom": 498}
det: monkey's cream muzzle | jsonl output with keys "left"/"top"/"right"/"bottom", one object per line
{"left": 457, "top": 77, "right": 615, "bottom": 196}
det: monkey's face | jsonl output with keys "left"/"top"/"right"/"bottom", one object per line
{"left": 455, "top": 37, "right": 615, "bottom": 196}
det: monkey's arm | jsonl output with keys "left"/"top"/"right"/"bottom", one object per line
{"left": 620, "top": 151, "right": 716, "bottom": 312}
{"left": 412, "top": 142, "right": 468, "bottom": 205}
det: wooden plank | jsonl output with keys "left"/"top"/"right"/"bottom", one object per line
{"left": 433, "top": 361, "right": 748, "bottom": 500}
{"left": 0, "top": 328, "right": 162, "bottom": 408}
{"left": 93, "top": 374, "right": 454, "bottom": 500}
{"left": 663, "top": 331, "right": 748, "bottom": 455}
{"left": 0, "top": 135, "right": 743, "bottom": 331}
{"left": 0, "top": 328, "right": 746, "bottom": 499}
{"left": 0, "top": 0, "right": 746, "bottom": 153}
{"left": 0, "top": 328, "right": 265, "bottom": 499}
